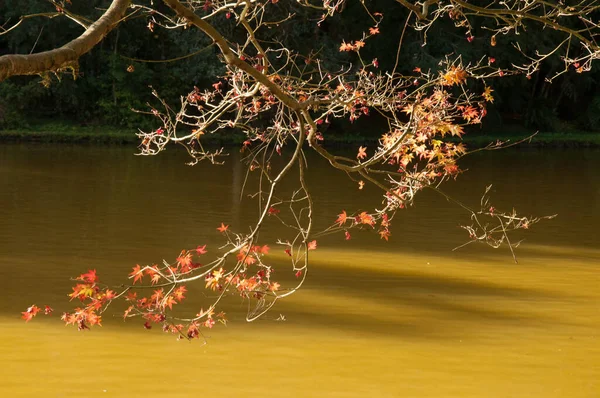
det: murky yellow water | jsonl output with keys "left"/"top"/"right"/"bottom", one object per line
{"left": 1, "top": 144, "right": 598, "bottom": 397}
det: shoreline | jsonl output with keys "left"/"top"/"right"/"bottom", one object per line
{"left": 2, "top": 127, "right": 600, "bottom": 148}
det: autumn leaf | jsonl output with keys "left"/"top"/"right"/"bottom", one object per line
{"left": 379, "top": 229, "right": 391, "bottom": 241}
{"left": 129, "top": 264, "right": 143, "bottom": 285}
{"left": 357, "top": 146, "right": 367, "bottom": 160}
{"left": 21, "top": 305, "right": 41, "bottom": 322}
{"left": 307, "top": 240, "right": 317, "bottom": 251}
{"left": 163, "top": 295, "right": 177, "bottom": 310}
{"left": 483, "top": 86, "right": 494, "bottom": 103}
{"left": 369, "top": 26, "right": 380, "bottom": 35}
{"left": 441, "top": 67, "right": 468, "bottom": 86}
{"left": 77, "top": 269, "right": 98, "bottom": 284}
{"left": 345, "top": 231, "right": 351, "bottom": 240}
{"left": 269, "top": 282, "right": 280, "bottom": 292}
{"left": 176, "top": 251, "right": 193, "bottom": 272}
{"left": 357, "top": 211, "right": 375, "bottom": 227}
{"left": 461, "top": 105, "right": 479, "bottom": 122}
{"left": 267, "top": 206, "right": 280, "bottom": 216}
{"left": 69, "top": 284, "right": 94, "bottom": 301}
{"left": 358, "top": 180, "right": 365, "bottom": 190}
{"left": 336, "top": 210, "right": 348, "bottom": 227}
{"left": 196, "top": 244, "right": 207, "bottom": 255}
{"left": 217, "top": 223, "right": 229, "bottom": 233}
{"left": 339, "top": 41, "right": 355, "bottom": 52}
{"left": 354, "top": 40, "right": 365, "bottom": 50}
{"left": 173, "top": 285, "right": 187, "bottom": 302}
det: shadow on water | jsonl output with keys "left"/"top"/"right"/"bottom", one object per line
{"left": 0, "top": 144, "right": 598, "bottom": 341}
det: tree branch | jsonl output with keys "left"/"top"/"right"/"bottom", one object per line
{"left": 0, "top": 0, "right": 131, "bottom": 82}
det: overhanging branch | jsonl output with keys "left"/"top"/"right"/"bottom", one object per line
{"left": 0, "top": 0, "right": 131, "bottom": 82}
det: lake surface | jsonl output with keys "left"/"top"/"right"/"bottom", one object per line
{"left": 0, "top": 143, "right": 599, "bottom": 397}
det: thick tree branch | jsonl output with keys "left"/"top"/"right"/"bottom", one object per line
{"left": 0, "top": 0, "right": 131, "bottom": 82}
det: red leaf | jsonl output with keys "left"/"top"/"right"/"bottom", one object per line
{"left": 21, "top": 305, "right": 41, "bottom": 322}
{"left": 196, "top": 244, "right": 207, "bottom": 255}
{"left": 77, "top": 269, "right": 98, "bottom": 284}
{"left": 267, "top": 206, "right": 280, "bottom": 216}
{"left": 307, "top": 240, "right": 317, "bottom": 251}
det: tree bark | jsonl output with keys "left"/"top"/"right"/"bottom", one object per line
{"left": 0, "top": 0, "right": 131, "bottom": 82}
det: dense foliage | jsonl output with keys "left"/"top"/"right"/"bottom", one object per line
{"left": 2, "top": 0, "right": 600, "bottom": 133}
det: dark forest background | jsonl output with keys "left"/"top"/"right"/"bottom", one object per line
{"left": 2, "top": 0, "right": 600, "bottom": 137}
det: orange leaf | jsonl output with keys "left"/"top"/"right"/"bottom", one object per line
{"left": 173, "top": 286, "right": 187, "bottom": 302}
{"left": 129, "top": 264, "right": 143, "bottom": 285}
{"left": 369, "top": 26, "right": 380, "bottom": 35}
{"left": 339, "top": 41, "right": 355, "bottom": 52}
{"left": 336, "top": 210, "right": 348, "bottom": 227}
{"left": 357, "top": 212, "right": 375, "bottom": 227}
{"left": 307, "top": 240, "right": 317, "bottom": 251}
{"left": 357, "top": 146, "right": 367, "bottom": 160}
{"left": 21, "top": 305, "right": 41, "bottom": 322}
{"left": 217, "top": 223, "right": 229, "bottom": 233}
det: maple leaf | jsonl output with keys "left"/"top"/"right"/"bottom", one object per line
{"left": 369, "top": 26, "right": 380, "bottom": 35}
{"left": 358, "top": 180, "right": 365, "bottom": 190}
{"left": 86, "top": 311, "right": 102, "bottom": 326}
{"left": 267, "top": 206, "right": 280, "bottom": 216}
{"left": 260, "top": 245, "right": 270, "bottom": 255}
{"left": 339, "top": 41, "right": 355, "bottom": 52}
{"left": 163, "top": 296, "right": 177, "bottom": 310}
{"left": 129, "top": 264, "right": 143, "bottom": 284}
{"left": 483, "top": 86, "right": 494, "bottom": 103}
{"left": 177, "top": 251, "right": 194, "bottom": 273}
{"left": 357, "top": 146, "right": 367, "bottom": 160}
{"left": 461, "top": 106, "right": 479, "bottom": 122}
{"left": 21, "top": 305, "right": 41, "bottom": 322}
{"left": 77, "top": 269, "right": 98, "bottom": 284}
{"left": 345, "top": 231, "right": 351, "bottom": 240}
{"left": 336, "top": 210, "right": 348, "bottom": 227}
{"left": 217, "top": 223, "right": 229, "bottom": 233}
{"left": 151, "top": 288, "right": 164, "bottom": 304}
{"left": 173, "top": 285, "right": 187, "bottom": 302}
{"left": 441, "top": 67, "right": 468, "bottom": 86}
{"left": 357, "top": 212, "right": 375, "bottom": 227}
{"left": 354, "top": 40, "right": 365, "bottom": 50}
{"left": 379, "top": 229, "right": 391, "bottom": 241}
{"left": 196, "top": 245, "right": 207, "bottom": 255}
{"left": 270, "top": 282, "right": 280, "bottom": 292}
{"left": 307, "top": 240, "right": 318, "bottom": 251}
{"left": 44, "top": 305, "right": 53, "bottom": 315}
{"left": 69, "top": 284, "right": 94, "bottom": 301}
